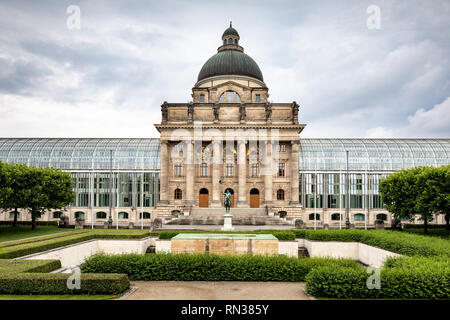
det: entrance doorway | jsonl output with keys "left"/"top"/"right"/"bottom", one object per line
{"left": 250, "top": 188, "right": 260, "bottom": 208}
{"left": 224, "top": 188, "right": 234, "bottom": 207}
{"left": 199, "top": 188, "right": 209, "bottom": 207}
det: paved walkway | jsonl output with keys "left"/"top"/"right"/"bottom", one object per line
{"left": 121, "top": 281, "right": 311, "bottom": 300}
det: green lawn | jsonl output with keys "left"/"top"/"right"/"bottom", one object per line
{"left": 0, "top": 225, "right": 75, "bottom": 243}
{"left": 0, "top": 294, "right": 120, "bottom": 300}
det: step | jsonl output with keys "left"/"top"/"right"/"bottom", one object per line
{"left": 166, "top": 215, "right": 292, "bottom": 226}
{"left": 191, "top": 207, "right": 267, "bottom": 217}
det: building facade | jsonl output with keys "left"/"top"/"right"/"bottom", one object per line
{"left": 0, "top": 25, "right": 449, "bottom": 227}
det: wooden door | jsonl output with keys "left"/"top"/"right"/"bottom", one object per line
{"left": 199, "top": 194, "right": 209, "bottom": 207}
{"left": 250, "top": 194, "right": 259, "bottom": 208}
{"left": 230, "top": 194, "right": 235, "bottom": 207}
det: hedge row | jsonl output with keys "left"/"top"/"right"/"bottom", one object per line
{"left": 0, "top": 230, "right": 153, "bottom": 259}
{"left": 80, "top": 253, "right": 359, "bottom": 282}
{"left": 305, "top": 263, "right": 450, "bottom": 299}
{"left": 158, "top": 230, "right": 296, "bottom": 241}
{"left": 0, "top": 230, "right": 88, "bottom": 249}
{"left": 0, "top": 221, "right": 58, "bottom": 226}
{"left": 0, "top": 259, "right": 62, "bottom": 274}
{"left": 293, "top": 229, "right": 450, "bottom": 257}
{"left": 0, "top": 273, "right": 129, "bottom": 295}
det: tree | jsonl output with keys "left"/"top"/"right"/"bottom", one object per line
{"left": 0, "top": 161, "right": 13, "bottom": 216}
{"left": 379, "top": 166, "right": 424, "bottom": 221}
{"left": 1, "top": 163, "right": 30, "bottom": 227}
{"left": 380, "top": 165, "right": 450, "bottom": 234}
{"left": 21, "top": 166, "right": 75, "bottom": 230}
{"left": 415, "top": 165, "right": 450, "bottom": 233}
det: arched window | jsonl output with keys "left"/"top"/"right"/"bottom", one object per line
{"left": 277, "top": 189, "right": 285, "bottom": 200}
{"left": 140, "top": 212, "right": 151, "bottom": 219}
{"left": 279, "top": 211, "right": 287, "bottom": 218}
{"left": 354, "top": 213, "right": 365, "bottom": 221}
{"left": 234, "top": 39, "right": 238, "bottom": 44}
{"left": 376, "top": 213, "right": 387, "bottom": 221}
{"left": 309, "top": 213, "right": 320, "bottom": 220}
{"left": 96, "top": 211, "right": 107, "bottom": 219}
{"left": 228, "top": 38, "right": 233, "bottom": 44}
{"left": 223, "top": 39, "right": 226, "bottom": 45}
{"left": 331, "top": 213, "right": 342, "bottom": 221}
{"left": 53, "top": 211, "right": 63, "bottom": 219}
{"left": 118, "top": 212, "right": 129, "bottom": 219}
{"left": 74, "top": 211, "right": 85, "bottom": 219}
{"left": 219, "top": 90, "right": 240, "bottom": 102}
{"left": 174, "top": 188, "right": 183, "bottom": 200}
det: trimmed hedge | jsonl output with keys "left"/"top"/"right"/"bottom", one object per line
{"left": 0, "top": 221, "right": 58, "bottom": 226}
{"left": 305, "top": 263, "right": 450, "bottom": 299}
{"left": 158, "top": 230, "right": 296, "bottom": 241}
{"left": 0, "top": 273, "right": 129, "bottom": 295}
{"left": 0, "top": 259, "right": 62, "bottom": 274}
{"left": 297, "top": 229, "right": 450, "bottom": 299}
{"left": 0, "top": 258, "right": 130, "bottom": 295}
{"left": 0, "top": 230, "right": 153, "bottom": 259}
{"left": 294, "top": 229, "right": 450, "bottom": 257}
{"left": 80, "top": 253, "right": 359, "bottom": 282}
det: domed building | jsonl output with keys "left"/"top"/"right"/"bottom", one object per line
{"left": 0, "top": 24, "right": 448, "bottom": 228}
{"left": 154, "top": 23, "right": 305, "bottom": 221}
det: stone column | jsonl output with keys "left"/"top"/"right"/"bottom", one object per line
{"left": 264, "top": 140, "right": 273, "bottom": 205}
{"left": 159, "top": 140, "right": 169, "bottom": 204}
{"left": 290, "top": 141, "right": 300, "bottom": 205}
{"left": 237, "top": 139, "right": 247, "bottom": 207}
{"left": 185, "top": 140, "right": 194, "bottom": 205}
{"left": 211, "top": 139, "right": 221, "bottom": 207}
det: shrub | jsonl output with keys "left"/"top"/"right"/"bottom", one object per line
{"left": 0, "top": 273, "right": 129, "bottom": 295}
{"left": 80, "top": 253, "right": 359, "bottom": 282}
{"left": 0, "top": 230, "right": 153, "bottom": 259}
{"left": 305, "top": 263, "right": 450, "bottom": 299}
{"left": 293, "top": 229, "right": 450, "bottom": 257}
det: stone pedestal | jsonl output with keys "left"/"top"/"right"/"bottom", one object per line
{"left": 221, "top": 214, "right": 234, "bottom": 231}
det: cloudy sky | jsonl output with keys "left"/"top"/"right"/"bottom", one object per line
{"left": 0, "top": 0, "right": 449, "bottom": 138}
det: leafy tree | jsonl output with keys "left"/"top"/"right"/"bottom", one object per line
{"left": 20, "top": 166, "right": 75, "bottom": 230}
{"left": 0, "top": 161, "right": 13, "bottom": 214}
{"left": 415, "top": 165, "right": 450, "bottom": 232}
{"left": 380, "top": 166, "right": 450, "bottom": 234}
{"left": 1, "top": 163, "right": 30, "bottom": 227}
{"left": 379, "top": 166, "right": 424, "bottom": 221}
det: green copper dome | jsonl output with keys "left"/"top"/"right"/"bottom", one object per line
{"left": 197, "top": 24, "right": 264, "bottom": 83}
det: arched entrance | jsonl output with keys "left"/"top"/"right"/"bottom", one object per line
{"left": 250, "top": 188, "right": 260, "bottom": 208}
{"left": 199, "top": 188, "right": 209, "bottom": 207}
{"left": 224, "top": 188, "right": 234, "bottom": 207}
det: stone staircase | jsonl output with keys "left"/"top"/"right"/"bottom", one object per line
{"left": 165, "top": 215, "right": 291, "bottom": 226}
{"left": 190, "top": 207, "right": 267, "bottom": 217}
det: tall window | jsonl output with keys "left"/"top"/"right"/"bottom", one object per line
{"left": 225, "top": 163, "right": 234, "bottom": 177}
{"left": 278, "top": 163, "right": 285, "bottom": 177}
{"left": 255, "top": 94, "right": 260, "bottom": 102}
{"left": 277, "top": 189, "right": 285, "bottom": 200}
{"left": 200, "top": 163, "right": 208, "bottom": 177}
{"left": 199, "top": 94, "right": 205, "bottom": 102}
{"left": 219, "top": 90, "right": 240, "bottom": 102}
{"left": 251, "top": 163, "right": 259, "bottom": 177}
{"left": 174, "top": 188, "right": 183, "bottom": 200}
{"left": 174, "top": 163, "right": 182, "bottom": 177}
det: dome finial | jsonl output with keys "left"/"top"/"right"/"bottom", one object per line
{"left": 230, "top": 21, "right": 232, "bottom": 27}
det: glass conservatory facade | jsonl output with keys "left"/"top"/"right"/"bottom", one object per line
{"left": 0, "top": 138, "right": 448, "bottom": 226}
